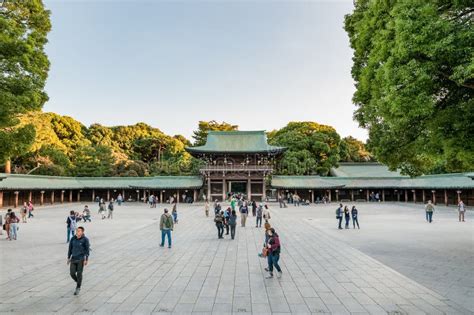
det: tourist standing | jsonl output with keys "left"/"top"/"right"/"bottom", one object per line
{"left": 240, "top": 202, "right": 249, "bottom": 227}
{"left": 251, "top": 200, "right": 257, "bottom": 217}
{"left": 0, "top": 212, "right": 3, "bottom": 236}
{"left": 256, "top": 204, "right": 263, "bottom": 228}
{"left": 425, "top": 200, "right": 434, "bottom": 223}
{"left": 335, "top": 204, "right": 343, "bottom": 230}
{"left": 117, "top": 194, "right": 123, "bottom": 206}
{"left": 293, "top": 193, "right": 300, "bottom": 206}
{"left": 265, "top": 228, "right": 282, "bottom": 278}
{"left": 214, "top": 201, "right": 221, "bottom": 215}
{"left": 229, "top": 210, "right": 237, "bottom": 240}
{"left": 159, "top": 209, "right": 174, "bottom": 248}
{"left": 4, "top": 209, "right": 12, "bottom": 240}
{"left": 66, "top": 211, "right": 77, "bottom": 243}
{"left": 214, "top": 211, "right": 224, "bottom": 239}
{"left": 21, "top": 202, "right": 28, "bottom": 223}
{"left": 351, "top": 206, "right": 360, "bottom": 229}
{"left": 7, "top": 212, "right": 19, "bottom": 240}
{"left": 344, "top": 206, "right": 350, "bottom": 229}
{"left": 67, "top": 226, "right": 90, "bottom": 296}
{"left": 230, "top": 197, "right": 236, "bottom": 212}
{"left": 458, "top": 200, "right": 466, "bottom": 222}
{"left": 224, "top": 207, "right": 230, "bottom": 235}
{"left": 27, "top": 201, "right": 34, "bottom": 218}
{"left": 205, "top": 200, "right": 210, "bottom": 217}
{"left": 107, "top": 200, "right": 114, "bottom": 219}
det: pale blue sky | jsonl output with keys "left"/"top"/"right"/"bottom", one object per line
{"left": 43, "top": 0, "right": 366, "bottom": 140}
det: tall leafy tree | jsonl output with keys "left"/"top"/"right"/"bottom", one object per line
{"left": 0, "top": 1, "right": 51, "bottom": 172}
{"left": 192, "top": 120, "right": 238, "bottom": 146}
{"left": 269, "top": 122, "right": 342, "bottom": 175}
{"left": 340, "top": 136, "right": 373, "bottom": 162}
{"left": 71, "top": 145, "right": 115, "bottom": 177}
{"left": 345, "top": 0, "right": 474, "bottom": 176}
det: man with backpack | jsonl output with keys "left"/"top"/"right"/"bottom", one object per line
{"left": 159, "top": 208, "right": 174, "bottom": 248}
{"left": 335, "top": 204, "right": 343, "bottom": 230}
{"left": 66, "top": 211, "right": 77, "bottom": 243}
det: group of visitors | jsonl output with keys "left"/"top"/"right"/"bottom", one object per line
{"left": 20, "top": 201, "right": 35, "bottom": 223}
{"left": 97, "top": 198, "right": 115, "bottom": 219}
{"left": 1, "top": 209, "right": 20, "bottom": 240}
{"left": 423, "top": 200, "right": 467, "bottom": 223}
{"left": 335, "top": 204, "right": 360, "bottom": 229}
{"left": 260, "top": 222, "right": 282, "bottom": 278}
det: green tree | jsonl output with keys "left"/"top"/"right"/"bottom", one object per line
{"left": 71, "top": 145, "right": 115, "bottom": 177}
{"left": 269, "top": 122, "right": 342, "bottom": 175}
{"left": 340, "top": 136, "right": 373, "bottom": 162}
{"left": 344, "top": 0, "right": 474, "bottom": 176}
{"left": 192, "top": 120, "right": 238, "bottom": 146}
{"left": 0, "top": 1, "right": 51, "bottom": 172}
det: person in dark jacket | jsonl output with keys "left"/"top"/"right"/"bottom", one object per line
{"left": 229, "top": 210, "right": 237, "bottom": 240}
{"left": 251, "top": 200, "right": 257, "bottom": 217}
{"left": 67, "top": 226, "right": 90, "bottom": 296}
{"left": 344, "top": 206, "right": 350, "bottom": 229}
{"left": 214, "top": 211, "right": 224, "bottom": 239}
{"left": 335, "top": 204, "right": 343, "bottom": 230}
{"left": 265, "top": 228, "right": 282, "bottom": 278}
{"left": 351, "top": 206, "right": 360, "bottom": 229}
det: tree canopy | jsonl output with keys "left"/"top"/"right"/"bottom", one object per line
{"left": 192, "top": 120, "right": 238, "bottom": 146}
{"left": 0, "top": 0, "right": 51, "bottom": 172}
{"left": 344, "top": 0, "right": 474, "bottom": 176}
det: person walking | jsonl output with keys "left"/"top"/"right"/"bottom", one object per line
{"left": 425, "top": 200, "right": 435, "bottom": 223}
{"left": 27, "top": 201, "right": 34, "bottom": 218}
{"left": 67, "top": 226, "right": 90, "bottom": 296}
{"left": 293, "top": 193, "right": 300, "bottom": 206}
{"left": 205, "top": 201, "right": 210, "bottom": 217}
{"left": 21, "top": 202, "right": 28, "bottom": 223}
{"left": 214, "top": 211, "right": 224, "bottom": 239}
{"left": 4, "top": 209, "right": 12, "bottom": 240}
{"left": 240, "top": 202, "right": 249, "bottom": 227}
{"left": 351, "top": 206, "right": 360, "bottom": 229}
{"left": 335, "top": 204, "right": 343, "bottom": 230}
{"left": 107, "top": 200, "right": 114, "bottom": 219}
{"left": 7, "top": 212, "right": 19, "bottom": 240}
{"left": 344, "top": 206, "right": 350, "bottom": 229}
{"left": 117, "top": 194, "right": 123, "bottom": 206}
{"left": 223, "top": 207, "right": 230, "bottom": 235}
{"left": 229, "top": 210, "right": 237, "bottom": 240}
{"left": 256, "top": 204, "right": 263, "bottom": 228}
{"left": 263, "top": 204, "right": 271, "bottom": 223}
{"left": 172, "top": 208, "right": 178, "bottom": 224}
{"left": 251, "top": 200, "right": 257, "bottom": 217}
{"left": 458, "top": 200, "right": 466, "bottom": 222}
{"left": 66, "top": 211, "right": 77, "bottom": 243}
{"left": 265, "top": 228, "right": 282, "bottom": 278}
{"left": 230, "top": 197, "right": 236, "bottom": 212}
{"left": 99, "top": 199, "right": 106, "bottom": 219}
{"left": 159, "top": 209, "right": 174, "bottom": 248}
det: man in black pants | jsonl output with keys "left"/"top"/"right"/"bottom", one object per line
{"left": 67, "top": 226, "right": 90, "bottom": 295}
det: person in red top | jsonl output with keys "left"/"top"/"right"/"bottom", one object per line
{"left": 265, "top": 228, "right": 282, "bottom": 278}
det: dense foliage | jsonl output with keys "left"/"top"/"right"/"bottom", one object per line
{"left": 344, "top": 0, "right": 474, "bottom": 176}
{"left": 192, "top": 120, "right": 238, "bottom": 146}
{"left": 0, "top": 0, "right": 51, "bottom": 172}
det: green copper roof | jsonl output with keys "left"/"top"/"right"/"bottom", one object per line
{"left": 271, "top": 173, "right": 474, "bottom": 189}
{"left": 186, "top": 131, "right": 286, "bottom": 154}
{"left": 330, "top": 163, "right": 405, "bottom": 178}
{"left": 0, "top": 174, "right": 203, "bottom": 190}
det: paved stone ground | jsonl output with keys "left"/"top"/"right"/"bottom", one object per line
{"left": 0, "top": 202, "right": 472, "bottom": 314}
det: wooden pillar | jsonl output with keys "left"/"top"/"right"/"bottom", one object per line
{"left": 77, "top": 191, "right": 81, "bottom": 203}
{"left": 262, "top": 180, "right": 266, "bottom": 201}
{"left": 311, "top": 190, "right": 314, "bottom": 203}
{"left": 122, "top": 189, "right": 125, "bottom": 199}
{"left": 136, "top": 190, "right": 140, "bottom": 203}
{"left": 247, "top": 178, "right": 252, "bottom": 200}
{"left": 61, "top": 190, "right": 65, "bottom": 203}
{"left": 222, "top": 179, "right": 226, "bottom": 201}
{"left": 193, "top": 189, "right": 198, "bottom": 203}
{"left": 396, "top": 190, "right": 400, "bottom": 202}
{"left": 412, "top": 190, "right": 416, "bottom": 203}
{"left": 69, "top": 190, "right": 73, "bottom": 203}
{"left": 366, "top": 190, "right": 369, "bottom": 202}
{"left": 336, "top": 190, "right": 339, "bottom": 202}
{"left": 40, "top": 191, "right": 45, "bottom": 206}
{"left": 143, "top": 190, "right": 146, "bottom": 203}
{"left": 0, "top": 191, "right": 3, "bottom": 208}
{"left": 14, "top": 191, "right": 19, "bottom": 208}
{"left": 28, "top": 191, "right": 32, "bottom": 202}
{"left": 177, "top": 189, "right": 180, "bottom": 204}
{"left": 382, "top": 189, "right": 385, "bottom": 202}
{"left": 457, "top": 191, "right": 461, "bottom": 203}
{"left": 444, "top": 189, "right": 448, "bottom": 206}
{"left": 207, "top": 177, "right": 211, "bottom": 201}
{"left": 351, "top": 190, "right": 354, "bottom": 202}
{"left": 405, "top": 189, "right": 408, "bottom": 202}
{"left": 107, "top": 189, "right": 110, "bottom": 201}
{"left": 422, "top": 190, "right": 426, "bottom": 203}
{"left": 328, "top": 190, "right": 332, "bottom": 202}
{"left": 432, "top": 190, "right": 436, "bottom": 205}
{"left": 160, "top": 190, "right": 163, "bottom": 203}
{"left": 92, "top": 189, "right": 95, "bottom": 202}
{"left": 51, "top": 191, "right": 55, "bottom": 204}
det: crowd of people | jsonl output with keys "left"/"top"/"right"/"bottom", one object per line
{"left": 335, "top": 203, "right": 360, "bottom": 229}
